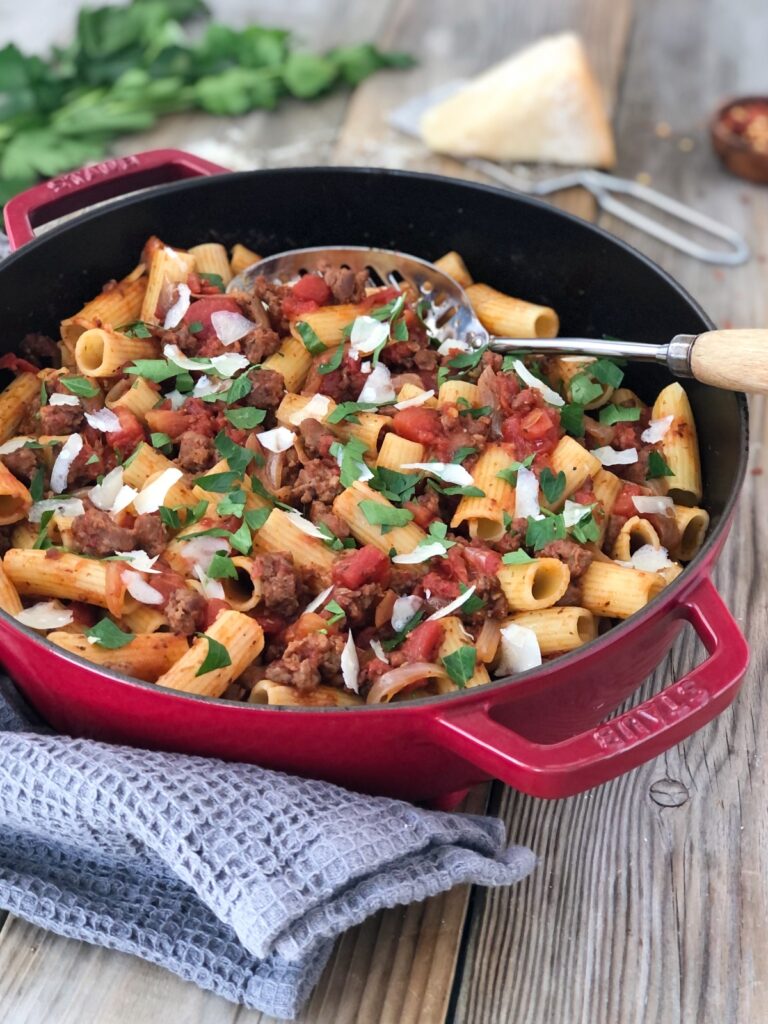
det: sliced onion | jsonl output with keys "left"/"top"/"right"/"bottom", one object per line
{"left": 592, "top": 445, "right": 639, "bottom": 466}
{"left": 287, "top": 394, "right": 332, "bottom": 426}
{"left": 133, "top": 468, "right": 183, "bottom": 515}
{"left": 350, "top": 315, "right": 390, "bottom": 356}
{"left": 114, "top": 550, "right": 160, "bottom": 573}
{"left": 475, "top": 617, "right": 501, "bottom": 664}
{"left": 495, "top": 622, "right": 542, "bottom": 676}
{"left": 394, "top": 389, "right": 435, "bottom": 410}
{"left": 258, "top": 427, "right": 296, "bottom": 453}
{"left": 515, "top": 465, "right": 542, "bottom": 520}
{"left": 0, "top": 436, "right": 32, "bottom": 455}
{"left": 426, "top": 585, "right": 477, "bottom": 621}
{"left": 121, "top": 569, "right": 164, "bottom": 605}
{"left": 211, "top": 310, "right": 255, "bottom": 345}
{"left": 180, "top": 535, "right": 230, "bottom": 572}
{"left": 163, "top": 283, "right": 191, "bottom": 329}
{"left": 263, "top": 450, "right": 284, "bottom": 489}
{"left": 401, "top": 461, "right": 474, "bottom": 486}
{"left": 50, "top": 434, "right": 83, "bottom": 494}
{"left": 49, "top": 393, "right": 80, "bottom": 407}
{"left": 341, "top": 630, "right": 360, "bottom": 693}
{"left": 391, "top": 595, "right": 423, "bottom": 631}
{"left": 512, "top": 359, "right": 565, "bottom": 407}
{"left": 366, "top": 661, "right": 449, "bottom": 704}
{"left": 563, "top": 499, "right": 594, "bottom": 528}
{"left": 304, "top": 584, "right": 334, "bottom": 614}
{"left": 357, "top": 363, "right": 395, "bottom": 404}
{"left": 632, "top": 495, "right": 674, "bottom": 515}
{"left": 641, "top": 415, "right": 674, "bottom": 444}
{"left": 29, "top": 497, "right": 85, "bottom": 523}
{"left": 209, "top": 353, "right": 249, "bottom": 378}
{"left": 437, "top": 338, "right": 471, "bottom": 356}
{"left": 283, "top": 509, "right": 326, "bottom": 539}
{"left": 163, "top": 343, "right": 209, "bottom": 372}
{"left": 85, "top": 407, "right": 121, "bottom": 433}
{"left": 193, "top": 563, "right": 225, "bottom": 600}
{"left": 15, "top": 600, "right": 74, "bottom": 630}
{"left": 370, "top": 638, "right": 389, "bottom": 663}
{"left": 392, "top": 541, "right": 449, "bottom": 565}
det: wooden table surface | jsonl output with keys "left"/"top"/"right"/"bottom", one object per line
{"left": 3, "top": 1, "right": 767, "bottom": 1022}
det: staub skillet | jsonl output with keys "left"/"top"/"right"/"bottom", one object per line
{"left": 0, "top": 150, "right": 749, "bottom": 804}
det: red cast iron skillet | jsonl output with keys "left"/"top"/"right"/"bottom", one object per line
{"left": 1, "top": 150, "right": 749, "bottom": 804}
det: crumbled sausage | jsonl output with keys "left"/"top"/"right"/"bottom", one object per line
{"left": 0, "top": 446, "right": 39, "bottom": 484}
{"left": 321, "top": 266, "right": 369, "bottom": 304}
{"left": 264, "top": 631, "right": 345, "bottom": 692}
{"left": 252, "top": 551, "right": 302, "bottom": 618}
{"left": 288, "top": 462, "right": 341, "bottom": 508}
{"left": 244, "top": 368, "right": 285, "bottom": 410}
{"left": 177, "top": 431, "right": 216, "bottom": 474}
{"left": 332, "top": 583, "right": 386, "bottom": 628}
{"left": 39, "top": 402, "right": 85, "bottom": 435}
{"left": 131, "top": 514, "right": 168, "bottom": 558}
{"left": 299, "top": 417, "right": 336, "bottom": 458}
{"left": 242, "top": 326, "right": 281, "bottom": 365}
{"left": 20, "top": 333, "right": 60, "bottom": 368}
{"left": 540, "top": 539, "right": 593, "bottom": 580}
{"left": 70, "top": 505, "right": 167, "bottom": 558}
{"left": 164, "top": 588, "right": 206, "bottom": 635}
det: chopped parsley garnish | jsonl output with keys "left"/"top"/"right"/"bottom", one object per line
{"left": 207, "top": 552, "right": 238, "bottom": 579}
{"left": 244, "top": 507, "right": 271, "bottom": 531}
{"left": 228, "top": 520, "right": 252, "bottom": 555}
{"left": 29, "top": 465, "right": 45, "bottom": 502}
{"left": 436, "top": 365, "right": 451, "bottom": 389}
{"left": 224, "top": 406, "right": 266, "bottom": 429}
{"left": 358, "top": 501, "right": 414, "bottom": 531}
{"left": 188, "top": 320, "right": 203, "bottom": 334}
{"left": 526, "top": 510, "right": 566, "bottom": 550}
{"left": 447, "top": 344, "right": 487, "bottom": 371}
{"left": 85, "top": 453, "right": 100, "bottom": 465}
{"left": 326, "top": 400, "right": 379, "bottom": 425}
{"left": 496, "top": 454, "right": 534, "bottom": 487}
{"left": 150, "top": 431, "right": 173, "bottom": 454}
{"left": 570, "top": 509, "right": 601, "bottom": 544}
{"left": 204, "top": 374, "right": 253, "bottom": 405}
{"left": 502, "top": 549, "right": 535, "bottom": 564}
{"left": 194, "top": 470, "right": 241, "bottom": 492}
{"left": 318, "top": 345, "right": 345, "bottom": 375}
{"left": 118, "top": 320, "right": 152, "bottom": 339}
{"left": 424, "top": 521, "right": 456, "bottom": 551}
{"left": 457, "top": 397, "right": 491, "bottom": 419}
{"left": 451, "top": 445, "right": 477, "bottom": 464}
{"left": 198, "top": 272, "right": 225, "bottom": 292}
{"left": 426, "top": 479, "right": 486, "bottom": 498}
{"left": 458, "top": 582, "right": 486, "bottom": 615}
{"left": 32, "top": 509, "right": 55, "bottom": 550}
{"left": 539, "top": 468, "right": 566, "bottom": 505}
{"left": 125, "top": 359, "right": 180, "bottom": 383}
{"left": 216, "top": 490, "right": 247, "bottom": 517}
{"left": 590, "top": 358, "right": 624, "bottom": 389}
{"left": 60, "top": 376, "right": 99, "bottom": 398}
{"left": 39, "top": 380, "right": 47, "bottom": 405}
{"left": 295, "top": 320, "right": 325, "bottom": 356}
{"left": 647, "top": 451, "right": 675, "bottom": 479}
{"left": 569, "top": 372, "right": 604, "bottom": 406}
{"left": 323, "top": 599, "right": 346, "bottom": 626}
{"left": 442, "top": 646, "right": 476, "bottom": 688}
{"left": 330, "top": 437, "right": 371, "bottom": 488}
{"left": 317, "top": 521, "right": 356, "bottom": 551}
{"left": 85, "top": 618, "right": 135, "bottom": 649}
{"left": 560, "top": 402, "right": 585, "bottom": 437}
{"left": 369, "top": 466, "right": 418, "bottom": 504}
{"left": 599, "top": 404, "right": 641, "bottom": 426}
{"left": 214, "top": 431, "right": 254, "bottom": 475}
{"left": 195, "top": 636, "right": 232, "bottom": 676}
{"left": 382, "top": 607, "right": 425, "bottom": 651}
{"left": 369, "top": 294, "right": 406, "bottom": 323}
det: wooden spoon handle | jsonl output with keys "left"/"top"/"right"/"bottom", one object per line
{"left": 690, "top": 329, "right": 768, "bottom": 393}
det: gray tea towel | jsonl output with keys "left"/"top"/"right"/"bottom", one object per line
{"left": 0, "top": 677, "right": 536, "bottom": 1019}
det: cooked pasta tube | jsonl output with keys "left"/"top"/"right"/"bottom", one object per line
{"left": 591, "top": 468, "right": 623, "bottom": 542}
{"left": 546, "top": 435, "right": 601, "bottom": 508}
{"left": 652, "top": 382, "right": 702, "bottom": 503}
{"left": 49, "top": 513, "right": 75, "bottom": 549}
{"left": 10, "top": 521, "right": 37, "bottom": 550}
{"left": 438, "top": 380, "right": 480, "bottom": 407}
{"left": 671, "top": 504, "right": 710, "bottom": 561}
{"left": 4, "top": 550, "right": 126, "bottom": 614}
{"left": 0, "top": 462, "right": 31, "bottom": 525}
{"left": 466, "top": 283, "right": 559, "bottom": 338}
{"left": 264, "top": 336, "right": 314, "bottom": 392}
{"left": 188, "top": 243, "right": 233, "bottom": 285}
{"left": 551, "top": 357, "right": 614, "bottom": 410}
{"left": 220, "top": 556, "right": 261, "bottom": 611}
{"left": 580, "top": 561, "right": 665, "bottom": 618}
{"left": 509, "top": 607, "right": 597, "bottom": 655}
{"left": 252, "top": 507, "right": 335, "bottom": 574}
{"left": 336, "top": 412, "right": 389, "bottom": 456}
{"left": 436, "top": 615, "right": 490, "bottom": 691}
{"left": 106, "top": 376, "right": 160, "bottom": 422}
{"left": 120, "top": 604, "right": 168, "bottom": 634}
{"left": 75, "top": 327, "right": 158, "bottom": 377}
{"left": 0, "top": 562, "right": 22, "bottom": 615}
{"left": 612, "top": 516, "right": 661, "bottom": 561}
{"left": 451, "top": 443, "right": 515, "bottom": 541}
{"left": 333, "top": 481, "right": 428, "bottom": 555}
{"left": 60, "top": 272, "right": 146, "bottom": 348}
{"left": 122, "top": 444, "right": 199, "bottom": 508}
{"left": 395, "top": 383, "right": 437, "bottom": 407}
{"left": 658, "top": 562, "right": 685, "bottom": 585}
{"left": 249, "top": 680, "right": 363, "bottom": 707}
{"left": 376, "top": 432, "right": 425, "bottom": 471}
{"left": 156, "top": 609, "right": 264, "bottom": 698}
{"left": 230, "top": 243, "right": 262, "bottom": 276}
{"left": 434, "top": 250, "right": 473, "bottom": 289}
{"left": 276, "top": 392, "right": 336, "bottom": 428}
{"left": 141, "top": 246, "right": 196, "bottom": 324}
{"left": 0, "top": 373, "right": 39, "bottom": 443}
{"left": 497, "top": 558, "right": 570, "bottom": 611}
{"left": 291, "top": 303, "right": 362, "bottom": 343}
{"left": 49, "top": 631, "right": 188, "bottom": 682}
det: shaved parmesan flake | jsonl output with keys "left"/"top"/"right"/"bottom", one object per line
{"left": 89, "top": 466, "right": 125, "bottom": 511}
{"left": 29, "top": 497, "right": 85, "bottom": 523}
{"left": 163, "top": 283, "right": 191, "bottom": 329}
{"left": 401, "top": 461, "right": 474, "bottom": 486}
{"left": 258, "top": 427, "right": 296, "bottom": 453}
{"left": 394, "top": 389, "right": 435, "bottom": 410}
{"left": 563, "top": 499, "right": 594, "bottom": 528}
{"left": 50, "top": 434, "right": 83, "bottom": 494}
{"left": 370, "top": 638, "right": 389, "bottom": 664}
{"left": 626, "top": 544, "right": 674, "bottom": 572}
{"left": 287, "top": 394, "right": 332, "bottom": 426}
{"left": 512, "top": 359, "right": 565, "bottom": 407}
{"left": 641, "top": 415, "right": 674, "bottom": 444}
{"left": 121, "top": 569, "right": 164, "bottom": 605}
{"left": 392, "top": 542, "right": 449, "bottom": 565}
{"left": 437, "top": 338, "right": 471, "bottom": 356}
{"left": 164, "top": 343, "right": 207, "bottom": 372}
{"left": 114, "top": 550, "right": 160, "bottom": 574}
{"left": 357, "top": 363, "right": 395, "bottom": 404}
{"left": 341, "top": 630, "right": 360, "bottom": 693}
{"left": 209, "top": 352, "right": 249, "bottom": 378}
{"left": 133, "top": 468, "right": 183, "bottom": 515}
{"left": 113, "top": 485, "right": 139, "bottom": 515}
{"left": 84, "top": 408, "right": 121, "bottom": 433}
{"left": 495, "top": 622, "right": 542, "bottom": 676}
{"left": 350, "top": 316, "right": 390, "bottom": 355}
{"left": 632, "top": 495, "right": 674, "bottom": 515}
{"left": 304, "top": 584, "right": 334, "bottom": 614}
{"left": 193, "top": 375, "right": 229, "bottom": 399}
{"left": 515, "top": 465, "right": 542, "bottom": 520}
{"left": 426, "top": 586, "right": 477, "bottom": 621}
{"left": 166, "top": 389, "right": 186, "bottom": 410}
{"left": 180, "top": 535, "right": 230, "bottom": 571}
{"left": 283, "top": 509, "right": 326, "bottom": 539}
{"left": 211, "top": 310, "right": 255, "bottom": 345}
{"left": 193, "top": 563, "right": 225, "bottom": 600}
{"left": 0, "top": 437, "right": 31, "bottom": 455}
{"left": 391, "top": 595, "right": 423, "bottom": 632}
{"left": 360, "top": 361, "right": 372, "bottom": 374}
{"left": 592, "top": 446, "right": 639, "bottom": 466}
{"left": 15, "top": 601, "right": 73, "bottom": 630}
{"left": 49, "top": 393, "right": 80, "bottom": 407}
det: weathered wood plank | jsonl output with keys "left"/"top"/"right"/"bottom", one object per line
{"left": 453, "top": 1, "right": 768, "bottom": 1021}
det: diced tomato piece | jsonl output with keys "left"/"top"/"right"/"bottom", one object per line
{"left": 361, "top": 286, "right": 400, "bottom": 311}
{"left": 253, "top": 610, "right": 287, "bottom": 635}
{"left": 613, "top": 421, "right": 641, "bottom": 450}
{"left": 0, "top": 353, "right": 40, "bottom": 375}
{"left": 392, "top": 406, "right": 443, "bottom": 445}
{"left": 106, "top": 407, "right": 145, "bottom": 457}
{"left": 463, "top": 544, "right": 502, "bottom": 575}
{"left": 501, "top": 392, "right": 561, "bottom": 458}
{"left": 613, "top": 481, "right": 648, "bottom": 518}
{"left": 496, "top": 373, "right": 521, "bottom": 414}
{"left": 291, "top": 274, "right": 332, "bottom": 306}
{"left": 281, "top": 295, "right": 319, "bottom": 320}
{"left": 145, "top": 407, "right": 188, "bottom": 440}
{"left": 420, "top": 573, "right": 461, "bottom": 602}
{"left": 401, "top": 620, "right": 443, "bottom": 662}
{"left": 332, "top": 545, "right": 391, "bottom": 590}
{"left": 204, "top": 599, "right": 230, "bottom": 629}
{"left": 182, "top": 296, "right": 242, "bottom": 342}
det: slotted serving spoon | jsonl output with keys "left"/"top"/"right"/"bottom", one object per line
{"left": 228, "top": 245, "right": 768, "bottom": 394}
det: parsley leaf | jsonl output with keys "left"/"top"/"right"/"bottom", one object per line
{"left": 382, "top": 607, "right": 424, "bottom": 651}
{"left": 496, "top": 454, "right": 534, "bottom": 486}
{"left": 150, "top": 431, "right": 173, "bottom": 454}
{"left": 647, "top": 451, "right": 675, "bottom": 479}
{"left": 590, "top": 358, "right": 624, "bottom": 388}
{"left": 39, "top": 380, "right": 47, "bottom": 406}
{"left": 451, "top": 446, "right": 477, "bottom": 464}
{"left": 195, "top": 635, "right": 232, "bottom": 676}
{"left": 32, "top": 509, "right": 55, "bottom": 550}
{"left": 458, "top": 582, "right": 486, "bottom": 615}
{"left": 441, "top": 646, "right": 476, "bottom": 689}
{"left": 198, "top": 272, "right": 225, "bottom": 292}
{"left": 502, "top": 549, "right": 535, "bottom": 564}
{"left": 295, "top": 320, "right": 325, "bottom": 356}
{"left": 85, "top": 618, "right": 135, "bottom": 649}
{"left": 539, "top": 468, "right": 566, "bottom": 505}
{"left": 318, "top": 345, "right": 344, "bottom": 375}
{"left": 570, "top": 510, "right": 601, "bottom": 544}
{"left": 244, "top": 507, "right": 271, "bottom": 531}
{"left": 118, "top": 320, "right": 152, "bottom": 339}
{"left": 426, "top": 479, "right": 486, "bottom": 498}
{"left": 229, "top": 519, "right": 252, "bottom": 554}
{"left": 207, "top": 552, "right": 238, "bottom": 579}
{"left": 188, "top": 320, "right": 203, "bottom": 334}
{"left": 323, "top": 599, "right": 346, "bottom": 625}
{"left": 526, "top": 511, "right": 566, "bottom": 550}
{"left": 61, "top": 376, "right": 99, "bottom": 398}
{"left": 447, "top": 344, "right": 487, "bottom": 371}
{"left": 317, "top": 521, "right": 355, "bottom": 550}
{"left": 125, "top": 359, "right": 179, "bottom": 383}
{"left": 369, "top": 466, "right": 418, "bottom": 503}
{"left": 216, "top": 490, "right": 247, "bottom": 517}
{"left": 358, "top": 501, "right": 413, "bottom": 531}
{"left": 330, "top": 437, "right": 371, "bottom": 488}
{"left": 214, "top": 431, "right": 254, "bottom": 475}
{"left": 560, "top": 402, "right": 585, "bottom": 437}
{"left": 212, "top": 375, "right": 252, "bottom": 405}
{"left": 326, "top": 400, "right": 379, "bottom": 425}
{"left": 195, "top": 470, "right": 240, "bottom": 492}
{"left": 599, "top": 404, "right": 641, "bottom": 426}
{"left": 569, "top": 372, "right": 604, "bottom": 406}
{"left": 29, "top": 465, "right": 45, "bottom": 503}
{"left": 224, "top": 406, "right": 266, "bottom": 429}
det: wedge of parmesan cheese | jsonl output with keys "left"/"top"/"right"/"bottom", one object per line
{"left": 420, "top": 33, "right": 616, "bottom": 168}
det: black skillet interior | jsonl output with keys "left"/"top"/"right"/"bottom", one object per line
{"left": 0, "top": 167, "right": 747, "bottom": 535}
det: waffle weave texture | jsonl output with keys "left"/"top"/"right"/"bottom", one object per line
{"left": 0, "top": 678, "right": 535, "bottom": 1018}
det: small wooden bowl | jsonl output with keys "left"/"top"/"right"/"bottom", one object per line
{"left": 711, "top": 96, "right": 768, "bottom": 183}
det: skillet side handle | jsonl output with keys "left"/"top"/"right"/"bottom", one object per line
{"left": 3, "top": 148, "right": 228, "bottom": 250}
{"left": 431, "top": 577, "right": 748, "bottom": 799}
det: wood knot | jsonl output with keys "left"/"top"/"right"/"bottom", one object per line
{"left": 649, "top": 777, "right": 690, "bottom": 807}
